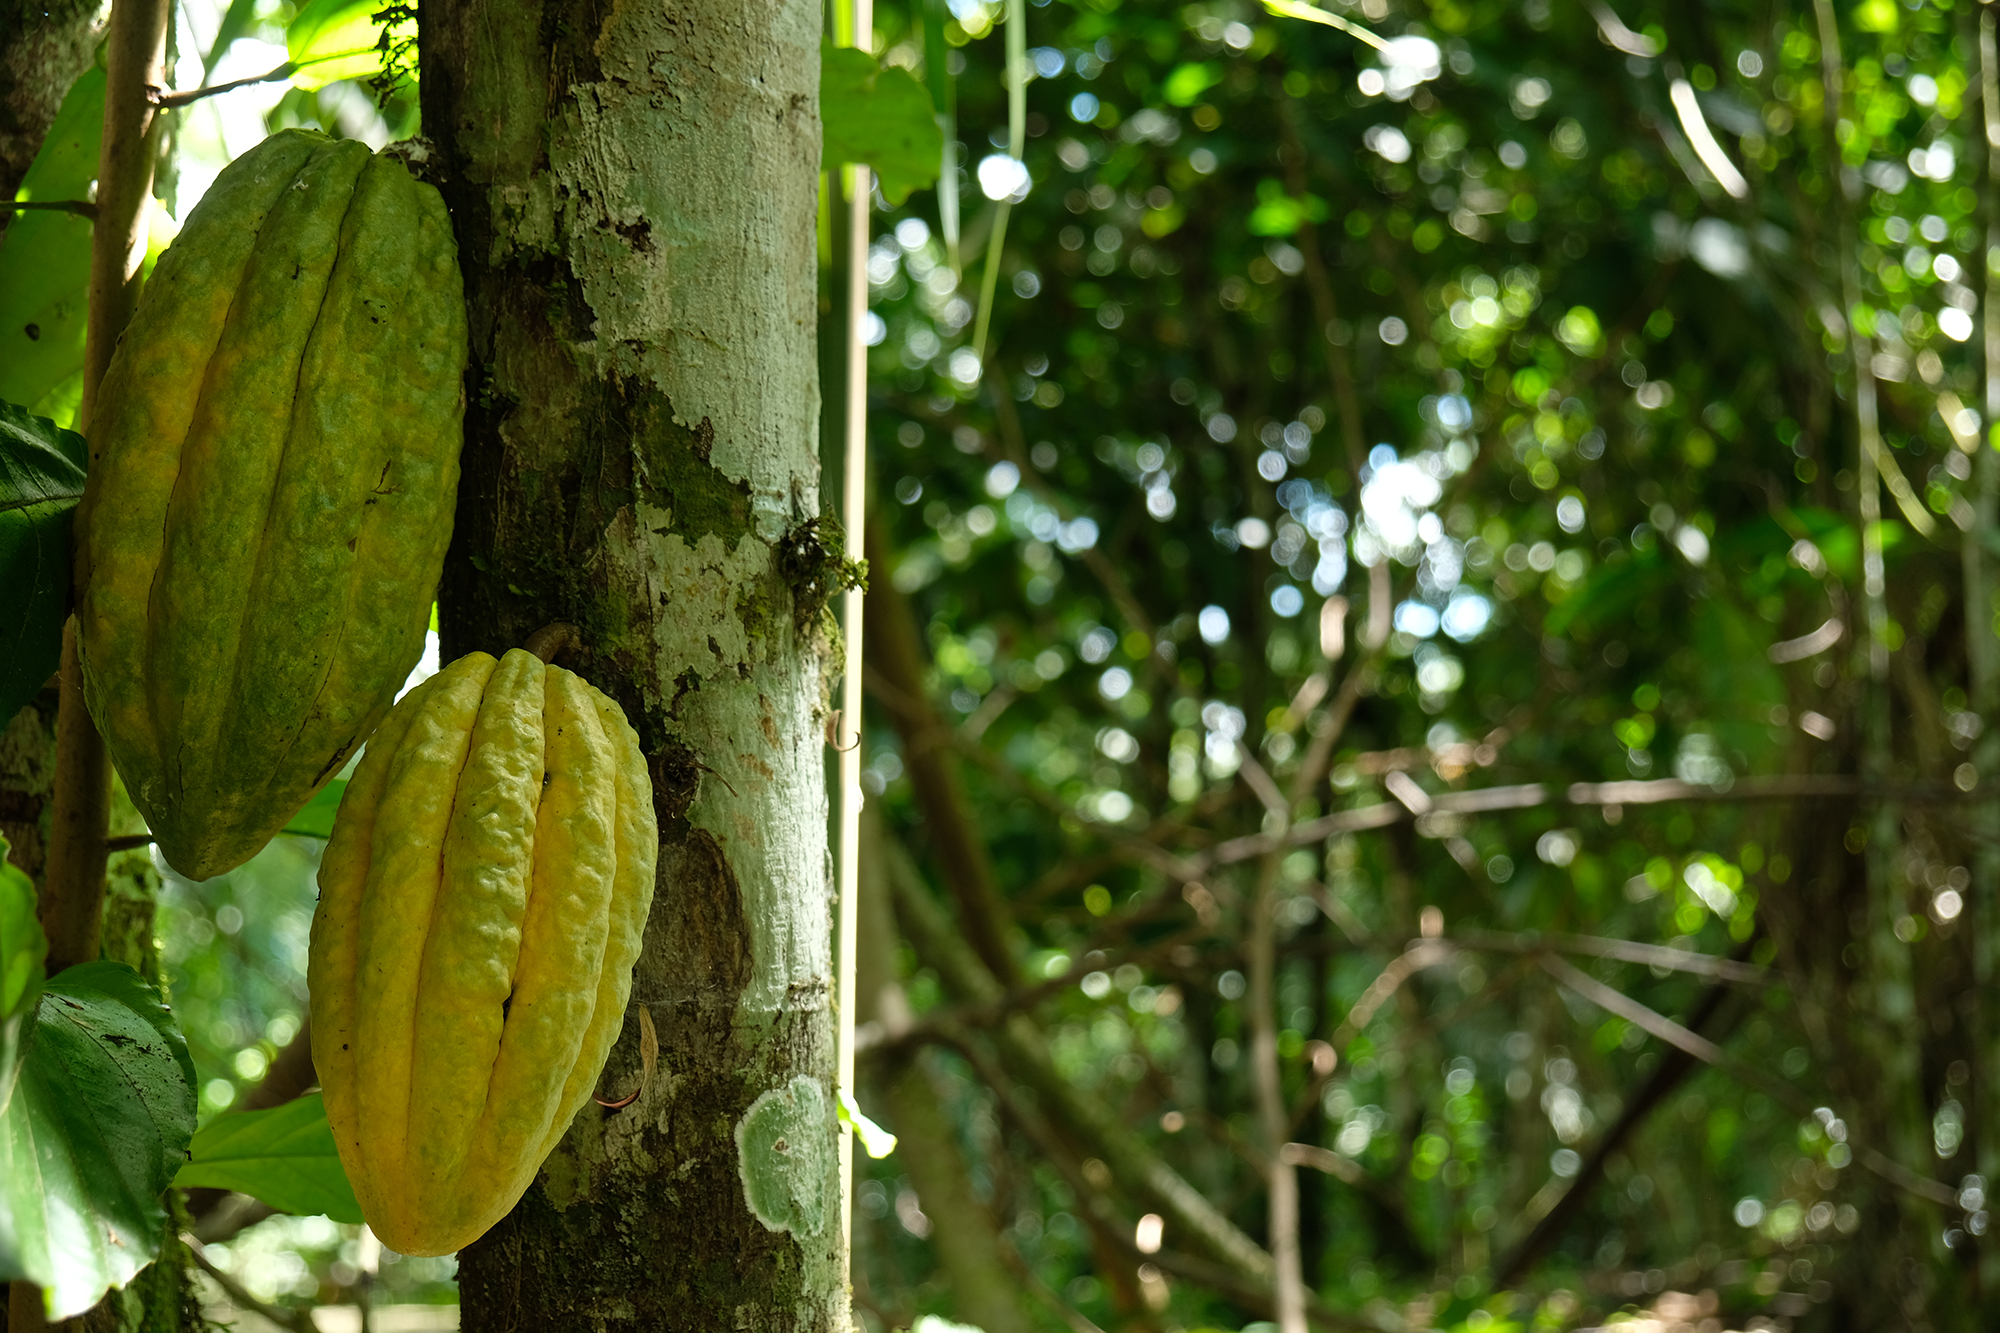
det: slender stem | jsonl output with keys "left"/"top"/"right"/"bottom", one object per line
{"left": 969, "top": 0, "right": 1025, "bottom": 363}
{"left": 12, "top": 0, "right": 173, "bottom": 1305}
{"left": 922, "top": 0, "right": 960, "bottom": 278}
{"left": 1810, "top": 0, "right": 1887, "bottom": 683}
{"left": 1247, "top": 854, "right": 1307, "bottom": 1333}
{"left": 1975, "top": 0, "right": 2000, "bottom": 1302}
{"left": 41, "top": 621, "right": 110, "bottom": 970}
{"left": 40, "top": 0, "right": 168, "bottom": 975}
{"left": 150, "top": 61, "right": 293, "bottom": 108}
{"left": 184, "top": 1237, "right": 315, "bottom": 1332}
{"left": 0, "top": 199, "right": 98, "bottom": 218}
{"left": 834, "top": 107, "right": 872, "bottom": 1307}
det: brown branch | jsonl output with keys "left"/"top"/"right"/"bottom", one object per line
{"left": 40, "top": 0, "right": 170, "bottom": 981}
{"left": 863, "top": 515, "right": 1020, "bottom": 983}
{"left": 149, "top": 62, "right": 293, "bottom": 109}
{"left": 1200, "top": 774, "right": 1976, "bottom": 869}
{"left": 0, "top": 199, "right": 97, "bottom": 218}
{"left": 862, "top": 660, "right": 1208, "bottom": 884}
{"left": 1495, "top": 963, "right": 1743, "bottom": 1284}
{"left": 42, "top": 622, "right": 110, "bottom": 970}
{"left": 1538, "top": 953, "right": 1958, "bottom": 1207}
{"left": 183, "top": 1235, "right": 314, "bottom": 1332}
{"left": 1450, "top": 926, "right": 1773, "bottom": 986}
{"left": 882, "top": 832, "right": 1274, "bottom": 1279}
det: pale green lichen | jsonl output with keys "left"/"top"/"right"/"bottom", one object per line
{"left": 734, "top": 1074, "right": 833, "bottom": 1236}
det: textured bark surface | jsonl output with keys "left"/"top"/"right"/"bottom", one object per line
{"left": 0, "top": 690, "right": 57, "bottom": 880}
{"left": 421, "top": 0, "right": 837, "bottom": 1327}
{"left": 0, "top": 0, "right": 97, "bottom": 211}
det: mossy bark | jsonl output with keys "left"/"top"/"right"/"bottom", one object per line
{"left": 421, "top": 0, "right": 839, "bottom": 1327}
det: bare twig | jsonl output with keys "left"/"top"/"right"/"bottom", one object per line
{"left": 1452, "top": 926, "right": 1772, "bottom": 985}
{"left": 1538, "top": 953, "right": 1957, "bottom": 1207}
{"left": 1202, "top": 773, "right": 1973, "bottom": 869}
{"left": 150, "top": 62, "right": 293, "bottom": 109}
{"left": 0, "top": 199, "right": 98, "bottom": 218}
{"left": 863, "top": 517, "right": 1020, "bottom": 983}
{"left": 184, "top": 1235, "right": 314, "bottom": 1332}
{"left": 883, "top": 836, "right": 1275, "bottom": 1278}
{"left": 1496, "top": 964, "right": 1743, "bottom": 1283}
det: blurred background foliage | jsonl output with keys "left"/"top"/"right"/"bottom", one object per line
{"left": 841, "top": 0, "right": 2000, "bottom": 1330}
{"left": 6, "top": 0, "right": 1997, "bottom": 1327}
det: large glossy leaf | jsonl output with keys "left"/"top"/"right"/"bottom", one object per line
{"left": 0, "top": 962, "right": 196, "bottom": 1320}
{"left": 0, "top": 67, "right": 101, "bottom": 420}
{"left": 0, "top": 404, "right": 87, "bottom": 723}
{"left": 173, "top": 1092, "right": 362, "bottom": 1223}
{"left": 0, "top": 838, "right": 44, "bottom": 1116}
{"left": 822, "top": 45, "right": 944, "bottom": 206}
{"left": 287, "top": 0, "right": 417, "bottom": 91}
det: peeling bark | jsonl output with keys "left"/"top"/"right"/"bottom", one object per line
{"left": 422, "top": 0, "right": 837, "bottom": 1327}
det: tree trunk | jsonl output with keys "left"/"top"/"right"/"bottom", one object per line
{"left": 0, "top": 0, "right": 98, "bottom": 211}
{"left": 421, "top": 0, "right": 839, "bottom": 1328}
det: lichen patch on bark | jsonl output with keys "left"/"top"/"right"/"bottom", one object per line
{"left": 734, "top": 1074, "right": 834, "bottom": 1236}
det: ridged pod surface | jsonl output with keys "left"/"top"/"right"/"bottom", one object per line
{"left": 74, "top": 128, "right": 467, "bottom": 879}
{"left": 308, "top": 649, "right": 659, "bottom": 1256}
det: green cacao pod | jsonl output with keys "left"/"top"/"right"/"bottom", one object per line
{"left": 308, "top": 648, "right": 659, "bottom": 1256}
{"left": 74, "top": 128, "right": 467, "bottom": 879}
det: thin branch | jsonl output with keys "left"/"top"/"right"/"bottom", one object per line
{"left": 1496, "top": 967, "right": 1742, "bottom": 1284}
{"left": 1201, "top": 773, "right": 1976, "bottom": 869}
{"left": 884, "top": 835, "right": 1276, "bottom": 1279}
{"left": 995, "top": 1236, "right": 1108, "bottom": 1333}
{"left": 184, "top": 1236, "right": 315, "bottom": 1332}
{"left": 1451, "top": 926, "right": 1773, "bottom": 985}
{"left": 0, "top": 199, "right": 98, "bottom": 218}
{"left": 1538, "top": 953, "right": 1957, "bottom": 1207}
{"left": 149, "top": 62, "right": 294, "bottom": 108}
{"left": 863, "top": 516, "right": 1021, "bottom": 983}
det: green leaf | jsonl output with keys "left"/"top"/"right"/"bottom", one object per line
{"left": 173, "top": 1093, "right": 362, "bottom": 1223}
{"left": 0, "top": 837, "right": 46, "bottom": 1116}
{"left": 836, "top": 1088, "right": 898, "bottom": 1159}
{"left": 0, "top": 962, "right": 196, "bottom": 1320}
{"left": 1247, "top": 183, "right": 1329, "bottom": 236}
{"left": 287, "top": 0, "right": 416, "bottom": 91}
{"left": 0, "top": 67, "right": 102, "bottom": 418}
{"left": 822, "top": 45, "right": 944, "bottom": 207}
{"left": 280, "top": 777, "right": 348, "bottom": 839}
{"left": 1163, "top": 62, "right": 1224, "bottom": 106}
{"left": 0, "top": 403, "right": 88, "bottom": 724}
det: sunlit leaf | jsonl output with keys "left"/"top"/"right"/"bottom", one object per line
{"left": 0, "top": 838, "right": 45, "bottom": 1116}
{"left": 1162, "top": 62, "right": 1223, "bottom": 107}
{"left": 280, "top": 778, "right": 348, "bottom": 840}
{"left": 1247, "top": 190, "right": 1328, "bottom": 236}
{"left": 822, "top": 45, "right": 944, "bottom": 207}
{"left": 287, "top": 0, "right": 416, "bottom": 91}
{"left": 0, "top": 403, "right": 87, "bottom": 724}
{"left": 836, "top": 1088, "right": 899, "bottom": 1158}
{"left": 173, "top": 1092, "right": 363, "bottom": 1223}
{"left": 0, "top": 68, "right": 101, "bottom": 419}
{"left": 0, "top": 962, "right": 196, "bottom": 1320}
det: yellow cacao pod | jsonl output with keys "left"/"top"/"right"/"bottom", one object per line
{"left": 308, "top": 649, "right": 658, "bottom": 1256}
{"left": 74, "top": 128, "right": 467, "bottom": 879}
